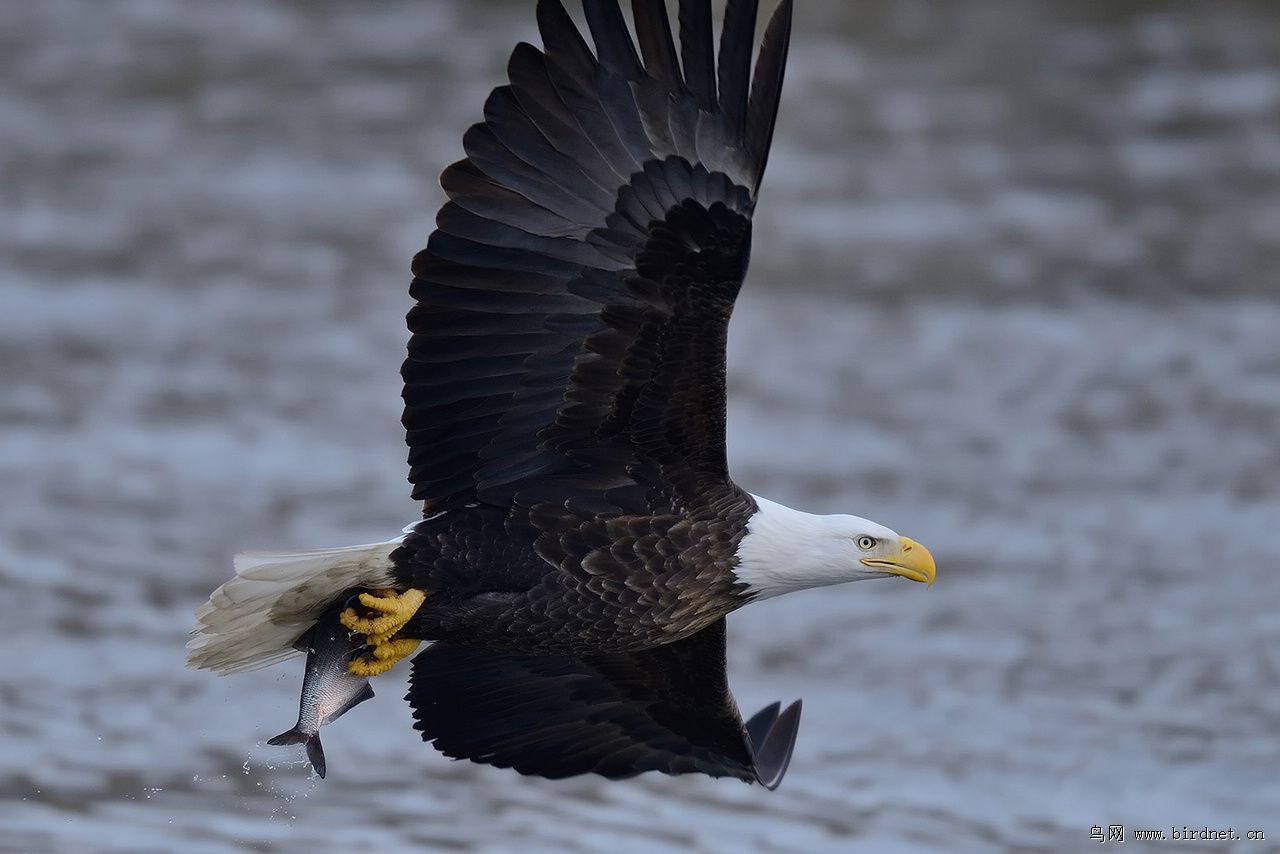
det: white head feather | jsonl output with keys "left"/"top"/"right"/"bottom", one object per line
{"left": 733, "top": 495, "right": 911, "bottom": 599}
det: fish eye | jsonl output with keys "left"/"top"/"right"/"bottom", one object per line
{"left": 856, "top": 536, "right": 876, "bottom": 550}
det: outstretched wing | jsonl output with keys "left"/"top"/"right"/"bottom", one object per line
{"left": 406, "top": 619, "right": 802, "bottom": 788}
{"left": 405, "top": 0, "right": 793, "bottom": 515}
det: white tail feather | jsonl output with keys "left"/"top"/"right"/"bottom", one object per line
{"left": 187, "top": 536, "right": 404, "bottom": 675}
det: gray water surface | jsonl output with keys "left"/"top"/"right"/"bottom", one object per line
{"left": 4, "top": 1, "right": 1280, "bottom": 851}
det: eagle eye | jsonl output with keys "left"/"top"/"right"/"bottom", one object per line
{"left": 856, "top": 536, "right": 876, "bottom": 550}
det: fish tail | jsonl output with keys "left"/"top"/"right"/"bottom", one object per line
{"left": 266, "top": 725, "right": 306, "bottom": 746}
{"left": 304, "top": 734, "right": 327, "bottom": 779}
{"left": 267, "top": 726, "right": 327, "bottom": 778}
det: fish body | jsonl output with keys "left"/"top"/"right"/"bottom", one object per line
{"left": 267, "top": 600, "right": 373, "bottom": 778}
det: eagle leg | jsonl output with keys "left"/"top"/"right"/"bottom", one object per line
{"left": 341, "top": 588, "right": 426, "bottom": 676}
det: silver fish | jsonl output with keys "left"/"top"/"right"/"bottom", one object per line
{"left": 267, "top": 600, "right": 373, "bottom": 778}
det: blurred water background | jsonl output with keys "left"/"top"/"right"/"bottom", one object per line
{"left": 3, "top": 1, "right": 1280, "bottom": 851}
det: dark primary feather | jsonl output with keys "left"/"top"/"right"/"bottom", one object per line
{"left": 746, "top": 0, "right": 793, "bottom": 180}
{"left": 583, "top": 1, "right": 643, "bottom": 79}
{"left": 407, "top": 618, "right": 798, "bottom": 786}
{"left": 679, "top": 0, "right": 717, "bottom": 111}
{"left": 403, "top": 0, "right": 793, "bottom": 515}
{"left": 632, "top": 0, "right": 682, "bottom": 93}
{"left": 717, "top": 0, "right": 759, "bottom": 136}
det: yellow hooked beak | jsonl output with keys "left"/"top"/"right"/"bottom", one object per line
{"left": 861, "top": 536, "right": 936, "bottom": 587}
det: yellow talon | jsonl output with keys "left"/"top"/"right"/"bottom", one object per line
{"left": 348, "top": 638, "right": 420, "bottom": 676}
{"left": 340, "top": 587, "right": 426, "bottom": 676}
{"left": 339, "top": 588, "right": 426, "bottom": 637}
{"left": 357, "top": 589, "right": 410, "bottom": 613}
{"left": 348, "top": 655, "right": 395, "bottom": 677}
{"left": 375, "top": 638, "right": 421, "bottom": 660}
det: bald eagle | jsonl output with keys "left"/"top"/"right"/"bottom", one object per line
{"left": 189, "top": 0, "right": 936, "bottom": 790}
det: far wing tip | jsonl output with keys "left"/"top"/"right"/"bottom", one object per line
{"left": 744, "top": 700, "right": 782, "bottom": 748}
{"left": 752, "top": 698, "right": 802, "bottom": 790}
